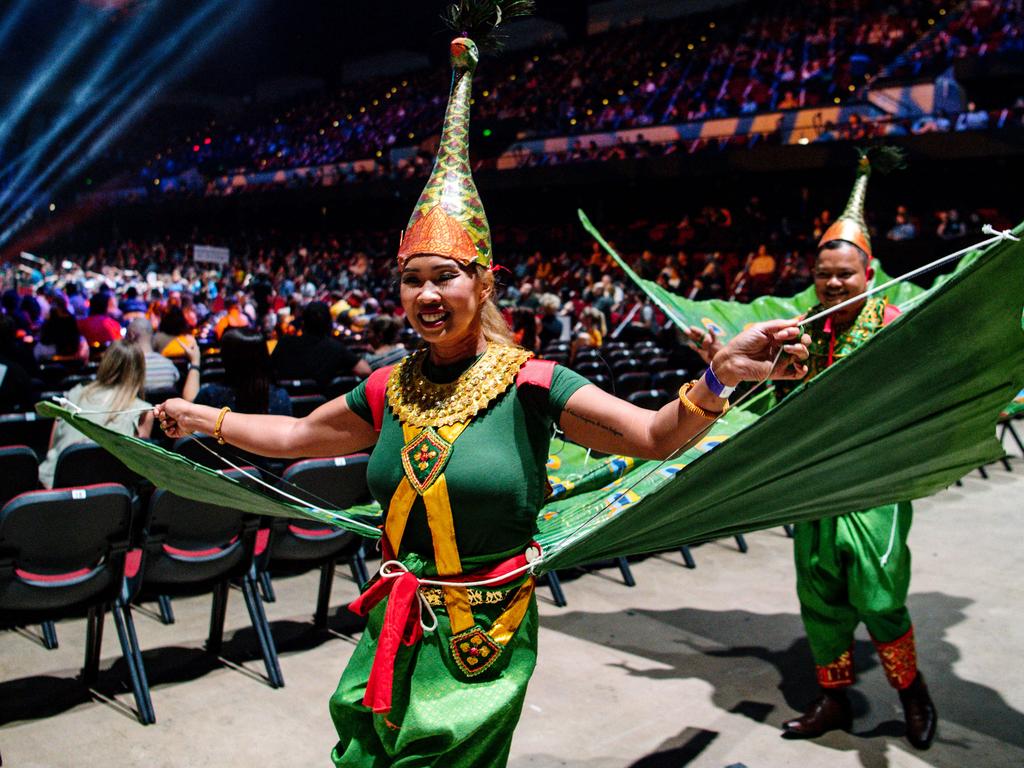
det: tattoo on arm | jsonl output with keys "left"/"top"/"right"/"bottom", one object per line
{"left": 564, "top": 407, "right": 624, "bottom": 437}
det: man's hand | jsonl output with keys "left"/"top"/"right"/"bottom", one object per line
{"left": 712, "top": 319, "right": 810, "bottom": 385}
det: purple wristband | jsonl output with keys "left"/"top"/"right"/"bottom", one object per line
{"left": 702, "top": 364, "right": 736, "bottom": 399}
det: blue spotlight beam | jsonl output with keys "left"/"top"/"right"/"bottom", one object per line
{"left": 0, "top": 0, "right": 162, "bottom": 184}
{"left": 0, "top": 0, "right": 260, "bottom": 245}
{"left": 0, "top": 0, "right": 32, "bottom": 56}
{"left": 0, "top": 0, "right": 230, "bottom": 221}
{"left": 0, "top": 5, "right": 106, "bottom": 149}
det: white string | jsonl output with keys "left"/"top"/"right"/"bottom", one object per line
{"left": 53, "top": 396, "right": 151, "bottom": 416}
{"left": 378, "top": 556, "right": 539, "bottom": 589}
{"left": 54, "top": 396, "right": 380, "bottom": 537}
{"left": 418, "top": 591, "right": 439, "bottom": 633}
{"left": 801, "top": 226, "right": 1019, "bottom": 328}
{"left": 186, "top": 438, "right": 381, "bottom": 536}
{"left": 880, "top": 505, "right": 899, "bottom": 566}
{"left": 542, "top": 225, "right": 1021, "bottom": 563}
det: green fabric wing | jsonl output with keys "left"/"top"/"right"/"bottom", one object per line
{"left": 33, "top": 401, "right": 383, "bottom": 538}
{"left": 533, "top": 219, "right": 1024, "bottom": 571}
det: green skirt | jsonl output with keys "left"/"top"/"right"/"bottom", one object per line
{"left": 330, "top": 584, "right": 539, "bottom": 767}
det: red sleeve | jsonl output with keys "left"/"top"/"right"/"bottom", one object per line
{"left": 365, "top": 366, "right": 394, "bottom": 433}
{"left": 515, "top": 359, "right": 555, "bottom": 390}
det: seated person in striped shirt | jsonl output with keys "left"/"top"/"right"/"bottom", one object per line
{"left": 127, "top": 318, "right": 200, "bottom": 400}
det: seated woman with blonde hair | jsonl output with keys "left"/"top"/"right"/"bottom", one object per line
{"left": 39, "top": 341, "right": 153, "bottom": 488}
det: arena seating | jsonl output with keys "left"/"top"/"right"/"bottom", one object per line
{"left": 118, "top": 0, "right": 1021, "bottom": 194}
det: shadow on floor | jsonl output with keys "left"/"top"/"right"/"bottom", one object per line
{"left": 0, "top": 607, "right": 364, "bottom": 726}
{"left": 543, "top": 591, "right": 1024, "bottom": 768}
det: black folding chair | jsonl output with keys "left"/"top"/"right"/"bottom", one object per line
{"left": 0, "top": 483, "right": 153, "bottom": 724}
{"left": 0, "top": 445, "right": 47, "bottom": 644}
{"left": 172, "top": 434, "right": 285, "bottom": 479}
{"left": 573, "top": 348, "right": 602, "bottom": 364}
{"left": 627, "top": 389, "right": 671, "bottom": 410}
{"left": 615, "top": 371, "right": 651, "bottom": 398}
{"left": 144, "top": 386, "right": 180, "bottom": 405}
{"left": 201, "top": 367, "right": 226, "bottom": 384}
{"left": 37, "top": 361, "right": 80, "bottom": 388}
{"left": 542, "top": 342, "right": 570, "bottom": 355}
{"left": 325, "top": 376, "right": 360, "bottom": 400}
{"left": 574, "top": 361, "right": 605, "bottom": 379}
{"left": 52, "top": 442, "right": 149, "bottom": 494}
{"left": 0, "top": 413, "right": 56, "bottom": 461}
{"left": 652, "top": 368, "right": 691, "bottom": 393}
{"left": 255, "top": 455, "right": 372, "bottom": 629}
{"left": 0, "top": 445, "right": 40, "bottom": 507}
{"left": 542, "top": 556, "right": 636, "bottom": 608}
{"left": 290, "top": 394, "right": 328, "bottom": 419}
{"left": 127, "top": 468, "right": 284, "bottom": 703}
{"left": 278, "top": 378, "right": 321, "bottom": 397}
{"left": 58, "top": 374, "right": 95, "bottom": 391}
{"left": 612, "top": 358, "right": 644, "bottom": 377}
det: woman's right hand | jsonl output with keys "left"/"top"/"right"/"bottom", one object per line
{"left": 154, "top": 398, "right": 194, "bottom": 439}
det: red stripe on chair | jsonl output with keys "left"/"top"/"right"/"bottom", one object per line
{"left": 15, "top": 566, "right": 92, "bottom": 583}
{"left": 125, "top": 549, "right": 143, "bottom": 578}
{"left": 255, "top": 528, "right": 270, "bottom": 555}
{"left": 162, "top": 535, "right": 239, "bottom": 558}
{"left": 287, "top": 525, "right": 337, "bottom": 538}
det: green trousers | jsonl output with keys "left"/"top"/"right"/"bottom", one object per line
{"left": 794, "top": 501, "right": 914, "bottom": 666}
{"left": 329, "top": 589, "right": 538, "bottom": 767}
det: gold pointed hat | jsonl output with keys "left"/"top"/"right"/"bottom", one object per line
{"left": 819, "top": 146, "right": 906, "bottom": 261}
{"left": 396, "top": 1, "right": 534, "bottom": 271}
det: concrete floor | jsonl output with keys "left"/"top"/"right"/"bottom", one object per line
{"left": 2, "top": 461, "right": 1022, "bottom": 768}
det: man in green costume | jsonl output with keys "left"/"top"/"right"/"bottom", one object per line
{"left": 783, "top": 151, "right": 937, "bottom": 748}
{"left": 690, "top": 149, "right": 938, "bottom": 749}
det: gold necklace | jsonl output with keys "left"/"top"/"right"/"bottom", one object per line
{"left": 386, "top": 342, "right": 532, "bottom": 428}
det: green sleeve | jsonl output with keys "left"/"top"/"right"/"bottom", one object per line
{"left": 345, "top": 379, "right": 373, "bottom": 425}
{"left": 547, "top": 364, "right": 591, "bottom": 420}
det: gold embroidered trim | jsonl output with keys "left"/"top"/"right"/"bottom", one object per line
{"left": 421, "top": 586, "right": 512, "bottom": 607}
{"left": 874, "top": 626, "right": 918, "bottom": 690}
{"left": 816, "top": 648, "right": 854, "bottom": 688}
{"left": 386, "top": 343, "right": 532, "bottom": 428}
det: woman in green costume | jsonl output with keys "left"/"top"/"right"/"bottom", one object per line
{"left": 154, "top": 5, "right": 811, "bottom": 765}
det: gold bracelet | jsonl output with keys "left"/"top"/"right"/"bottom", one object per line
{"left": 678, "top": 381, "right": 728, "bottom": 420}
{"left": 213, "top": 406, "right": 231, "bottom": 444}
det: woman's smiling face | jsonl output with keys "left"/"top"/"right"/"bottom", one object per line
{"left": 400, "top": 255, "right": 488, "bottom": 347}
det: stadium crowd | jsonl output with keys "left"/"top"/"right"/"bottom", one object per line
{"left": 0, "top": 189, "right": 1009, "bottom": 423}
{"left": 128, "top": 0, "right": 1021, "bottom": 192}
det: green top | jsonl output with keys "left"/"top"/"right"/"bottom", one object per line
{"left": 347, "top": 356, "right": 589, "bottom": 564}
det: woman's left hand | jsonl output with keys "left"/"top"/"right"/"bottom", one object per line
{"left": 154, "top": 398, "right": 195, "bottom": 439}
{"left": 712, "top": 319, "right": 810, "bottom": 384}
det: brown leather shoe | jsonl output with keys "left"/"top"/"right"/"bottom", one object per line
{"left": 899, "top": 673, "right": 937, "bottom": 750}
{"left": 781, "top": 690, "right": 853, "bottom": 738}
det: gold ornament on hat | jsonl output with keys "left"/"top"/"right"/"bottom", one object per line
{"left": 396, "top": 1, "right": 535, "bottom": 271}
{"left": 819, "top": 146, "right": 907, "bottom": 261}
